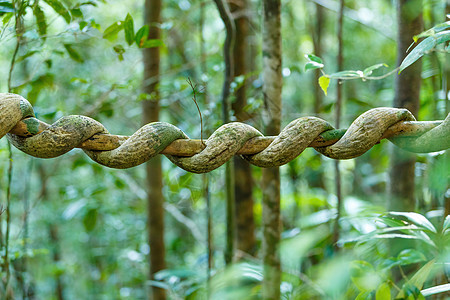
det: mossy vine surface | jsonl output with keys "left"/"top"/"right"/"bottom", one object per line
{"left": 1, "top": 93, "right": 449, "bottom": 171}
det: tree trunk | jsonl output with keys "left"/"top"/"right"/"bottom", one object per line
{"left": 389, "top": 0, "right": 423, "bottom": 212}
{"left": 213, "top": 0, "right": 236, "bottom": 265}
{"left": 229, "top": 0, "right": 256, "bottom": 258}
{"left": 312, "top": 3, "right": 324, "bottom": 116}
{"left": 262, "top": 0, "right": 282, "bottom": 298}
{"left": 332, "top": 0, "right": 344, "bottom": 249}
{"left": 37, "top": 165, "right": 62, "bottom": 300}
{"left": 143, "top": 0, "right": 166, "bottom": 299}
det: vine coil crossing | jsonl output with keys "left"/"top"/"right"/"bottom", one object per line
{"left": 1, "top": 93, "right": 449, "bottom": 172}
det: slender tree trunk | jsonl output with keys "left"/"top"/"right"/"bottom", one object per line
{"left": 332, "top": 0, "right": 344, "bottom": 249}
{"left": 213, "top": 0, "right": 236, "bottom": 265}
{"left": 143, "top": 0, "right": 166, "bottom": 299}
{"left": 229, "top": 0, "right": 257, "bottom": 258}
{"left": 389, "top": 0, "right": 423, "bottom": 212}
{"left": 312, "top": 3, "right": 324, "bottom": 115}
{"left": 37, "top": 165, "right": 63, "bottom": 300}
{"left": 262, "top": 0, "right": 282, "bottom": 298}
{"left": 199, "top": 0, "right": 213, "bottom": 291}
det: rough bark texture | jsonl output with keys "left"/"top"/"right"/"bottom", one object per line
{"left": 262, "top": 0, "right": 282, "bottom": 298}
{"left": 312, "top": 3, "right": 324, "bottom": 115}
{"left": 333, "top": 0, "right": 344, "bottom": 249}
{"left": 229, "top": 0, "right": 257, "bottom": 258}
{"left": 212, "top": 0, "right": 236, "bottom": 265}
{"left": 389, "top": 0, "right": 423, "bottom": 211}
{"left": 143, "top": 0, "right": 165, "bottom": 299}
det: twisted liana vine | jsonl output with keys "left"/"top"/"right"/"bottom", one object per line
{"left": 1, "top": 93, "right": 449, "bottom": 173}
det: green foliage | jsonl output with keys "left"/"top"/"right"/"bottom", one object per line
{"left": 63, "top": 44, "right": 84, "bottom": 62}
{"left": 43, "top": 0, "right": 71, "bottom": 23}
{"left": 318, "top": 75, "right": 330, "bottom": 96}
{"left": 0, "top": 1, "right": 14, "bottom": 16}
{"left": 124, "top": 13, "right": 134, "bottom": 46}
{"left": 103, "top": 20, "right": 123, "bottom": 41}
{"left": 33, "top": 4, "right": 47, "bottom": 39}
{"left": 400, "top": 30, "right": 450, "bottom": 73}
{"left": 305, "top": 54, "right": 390, "bottom": 95}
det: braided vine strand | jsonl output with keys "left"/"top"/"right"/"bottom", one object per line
{"left": 0, "top": 94, "right": 35, "bottom": 138}
{"left": 1, "top": 93, "right": 450, "bottom": 172}
{"left": 314, "top": 108, "right": 416, "bottom": 159}
{"left": 389, "top": 114, "right": 450, "bottom": 153}
{"left": 245, "top": 117, "right": 334, "bottom": 167}
{"left": 167, "top": 122, "right": 263, "bottom": 173}
{"left": 8, "top": 116, "right": 108, "bottom": 158}
{"left": 85, "top": 122, "right": 188, "bottom": 169}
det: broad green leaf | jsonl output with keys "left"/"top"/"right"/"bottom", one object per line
{"left": 70, "top": 8, "right": 83, "bottom": 19}
{"left": 355, "top": 291, "right": 371, "bottom": 300}
{"left": 147, "top": 280, "right": 170, "bottom": 290}
{"left": 363, "top": 63, "right": 388, "bottom": 77}
{"left": 124, "top": 13, "right": 134, "bottom": 46}
{"left": 79, "top": 20, "right": 88, "bottom": 30}
{"left": 63, "top": 44, "right": 84, "bottom": 62}
{"left": 33, "top": 5, "right": 47, "bottom": 39}
{"left": 396, "top": 259, "right": 436, "bottom": 299}
{"left": 377, "top": 216, "right": 406, "bottom": 227}
{"left": 305, "top": 61, "right": 324, "bottom": 71}
{"left": 318, "top": 76, "right": 330, "bottom": 96}
{"left": 16, "top": 51, "right": 39, "bottom": 63}
{"left": 43, "top": 0, "right": 71, "bottom": 23}
{"left": 397, "top": 249, "right": 427, "bottom": 265}
{"left": 372, "top": 233, "right": 421, "bottom": 240}
{"left": 2, "top": 11, "right": 13, "bottom": 24}
{"left": 388, "top": 212, "right": 436, "bottom": 233}
{"left": 400, "top": 30, "right": 450, "bottom": 73}
{"left": 83, "top": 208, "right": 98, "bottom": 232}
{"left": 443, "top": 215, "right": 450, "bottom": 233}
{"left": 413, "top": 21, "right": 450, "bottom": 41}
{"left": 305, "top": 53, "right": 323, "bottom": 64}
{"left": 141, "top": 39, "right": 164, "bottom": 48}
{"left": 103, "top": 21, "right": 123, "bottom": 41}
{"left": 421, "top": 283, "right": 450, "bottom": 297}
{"left": 135, "top": 25, "right": 149, "bottom": 47}
{"left": 0, "top": 1, "right": 14, "bottom": 16}
{"left": 375, "top": 283, "right": 390, "bottom": 300}
{"left": 436, "top": 21, "right": 450, "bottom": 32}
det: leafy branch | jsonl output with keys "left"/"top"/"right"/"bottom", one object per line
{"left": 306, "top": 17, "right": 450, "bottom": 96}
{"left": 305, "top": 54, "right": 395, "bottom": 95}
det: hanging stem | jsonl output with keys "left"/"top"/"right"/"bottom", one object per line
{"left": 187, "top": 78, "right": 205, "bottom": 146}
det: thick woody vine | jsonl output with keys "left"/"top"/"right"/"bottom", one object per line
{"left": 1, "top": 93, "right": 449, "bottom": 172}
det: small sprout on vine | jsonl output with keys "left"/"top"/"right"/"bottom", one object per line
{"left": 187, "top": 77, "right": 205, "bottom": 148}
{"left": 305, "top": 54, "right": 394, "bottom": 95}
